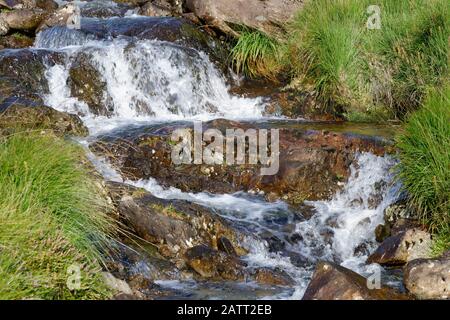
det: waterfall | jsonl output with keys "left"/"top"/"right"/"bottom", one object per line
{"left": 35, "top": 27, "right": 265, "bottom": 134}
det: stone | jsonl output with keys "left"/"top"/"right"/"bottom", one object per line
{"left": 91, "top": 120, "right": 389, "bottom": 205}
{"left": 217, "top": 236, "right": 237, "bottom": 256}
{"left": 375, "top": 224, "right": 390, "bottom": 243}
{"left": 0, "top": 104, "right": 88, "bottom": 137}
{"left": 184, "top": 245, "right": 246, "bottom": 281}
{"left": 185, "top": 0, "right": 305, "bottom": 39}
{"left": 106, "top": 181, "right": 247, "bottom": 261}
{"left": 139, "top": 2, "right": 172, "bottom": 17}
{"left": 0, "top": 17, "right": 10, "bottom": 36}
{"left": 68, "top": 52, "right": 110, "bottom": 116}
{"left": 0, "top": 33, "right": 34, "bottom": 49}
{"left": 0, "top": 8, "right": 49, "bottom": 32}
{"left": 37, "top": 3, "right": 79, "bottom": 32}
{"left": 102, "top": 272, "right": 133, "bottom": 295}
{"left": 367, "top": 228, "right": 433, "bottom": 266}
{"left": 302, "top": 261, "right": 411, "bottom": 300}
{"left": 252, "top": 268, "right": 294, "bottom": 286}
{"left": 384, "top": 198, "right": 417, "bottom": 225}
{"left": 404, "top": 253, "right": 450, "bottom": 300}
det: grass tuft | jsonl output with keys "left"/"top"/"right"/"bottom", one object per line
{"left": 396, "top": 85, "right": 450, "bottom": 254}
{"left": 0, "top": 132, "right": 115, "bottom": 299}
{"left": 230, "top": 29, "right": 284, "bottom": 80}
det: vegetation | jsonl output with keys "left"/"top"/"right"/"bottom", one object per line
{"left": 0, "top": 132, "right": 114, "bottom": 299}
{"left": 230, "top": 28, "right": 284, "bottom": 80}
{"left": 396, "top": 85, "right": 450, "bottom": 254}
{"left": 231, "top": 0, "right": 449, "bottom": 121}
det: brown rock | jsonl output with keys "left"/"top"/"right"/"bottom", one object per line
{"left": 91, "top": 121, "right": 389, "bottom": 204}
{"left": 0, "top": 104, "right": 88, "bottom": 137}
{"left": 252, "top": 268, "right": 294, "bottom": 286}
{"left": 367, "top": 229, "right": 433, "bottom": 266}
{"left": 108, "top": 182, "right": 247, "bottom": 260}
{"left": 303, "top": 262, "right": 411, "bottom": 300}
{"left": 0, "top": 33, "right": 34, "bottom": 49}
{"left": 139, "top": 2, "right": 172, "bottom": 17}
{"left": 0, "top": 8, "right": 49, "bottom": 32}
{"left": 185, "top": 245, "right": 246, "bottom": 281}
{"left": 404, "top": 253, "right": 450, "bottom": 300}
{"left": 68, "top": 52, "right": 110, "bottom": 116}
{"left": 185, "top": 0, "right": 305, "bottom": 39}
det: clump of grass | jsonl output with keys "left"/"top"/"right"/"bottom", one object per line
{"left": 0, "top": 132, "right": 115, "bottom": 299}
{"left": 230, "top": 29, "right": 284, "bottom": 80}
{"left": 396, "top": 85, "right": 450, "bottom": 254}
{"left": 286, "top": 0, "right": 449, "bottom": 120}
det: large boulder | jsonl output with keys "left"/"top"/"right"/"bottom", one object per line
{"left": 0, "top": 49, "right": 63, "bottom": 98}
{"left": 91, "top": 120, "right": 390, "bottom": 204}
{"left": 0, "top": 33, "right": 34, "bottom": 49}
{"left": 106, "top": 181, "right": 247, "bottom": 262}
{"left": 0, "top": 104, "right": 88, "bottom": 137}
{"left": 367, "top": 229, "right": 433, "bottom": 266}
{"left": 0, "top": 8, "right": 49, "bottom": 32}
{"left": 68, "top": 52, "right": 110, "bottom": 116}
{"left": 302, "top": 261, "right": 411, "bottom": 300}
{"left": 185, "top": 0, "right": 305, "bottom": 38}
{"left": 403, "top": 253, "right": 450, "bottom": 300}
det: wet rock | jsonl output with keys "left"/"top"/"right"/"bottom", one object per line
{"left": 36, "top": 0, "right": 58, "bottom": 11}
{"left": 0, "top": 49, "right": 63, "bottom": 97}
{"left": 217, "top": 236, "right": 237, "bottom": 256}
{"left": 404, "top": 253, "right": 450, "bottom": 300}
{"left": 107, "top": 181, "right": 247, "bottom": 261}
{"left": 56, "top": 16, "right": 228, "bottom": 66}
{"left": 139, "top": 2, "right": 172, "bottom": 17}
{"left": 302, "top": 261, "right": 411, "bottom": 300}
{"left": 185, "top": 245, "right": 246, "bottom": 281}
{"left": 185, "top": 0, "right": 304, "bottom": 39}
{"left": 259, "top": 230, "right": 285, "bottom": 253}
{"left": 68, "top": 52, "right": 110, "bottom": 116}
{"left": 80, "top": 1, "right": 132, "bottom": 18}
{"left": 0, "top": 16, "right": 9, "bottom": 35}
{"left": 102, "top": 272, "right": 134, "bottom": 295}
{"left": 384, "top": 198, "right": 417, "bottom": 225}
{"left": 0, "top": 105, "right": 88, "bottom": 137}
{"left": 375, "top": 224, "right": 390, "bottom": 243}
{"left": 0, "top": 32, "right": 34, "bottom": 49}
{"left": 0, "top": 0, "right": 55, "bottom": 10}
{"left": 252, "top": 268, "right": 294, "bottom": 286}
{"left": 37, "top": 3, "right": 79, "bottom": 32}
{"left": 0, "top": 8, "right": 49, "bottom": 32}
{"left": 91, "top": 121, "right": 389, "bottom": 204}
{"left": 367, "top": 229, "right": 433, "bottom": 266}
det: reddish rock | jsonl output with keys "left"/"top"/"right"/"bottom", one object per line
{"left": 302, "top": 262, "right": 411, "bottom": 300}
{"left": 367, "top": 229, "right": 433, "bottom": 266}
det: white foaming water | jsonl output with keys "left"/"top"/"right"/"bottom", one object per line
{"left": 295, "top": 153, "right": 399, "bottom": 272}
{"left": 88, "top": 150, "right": 398, "bottom": 299}
{"left": 38, "top": 36, "right": 265, "bottom": 134}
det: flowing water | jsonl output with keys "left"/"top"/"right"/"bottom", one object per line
{"left": 30, "top": 13, "right": 401, "bottom": 299}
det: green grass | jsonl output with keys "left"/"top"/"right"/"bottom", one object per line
{"left": 236, "top": 0, "right": 449, "bottom": 120}
{"left": 396, "top": 85, "right": 450, "bottom": 254}
{"left": 0, "top": 133, "right": 115, "bottom": 299}
{"left": 230, "top": 29, "right": 284, "bottom": 80}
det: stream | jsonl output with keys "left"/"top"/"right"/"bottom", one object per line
{"left": 27, "top": 6, "right": 403, "bottom": 299}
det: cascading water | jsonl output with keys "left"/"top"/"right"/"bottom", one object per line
{"left": 30, "top": 12, "right": 400, "bottom": 299}
{"left": 36, "top": 22, "right": 266, "bottom": 135}
{"left": 88, "top": 150, "right": 400, "bottom": 299}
